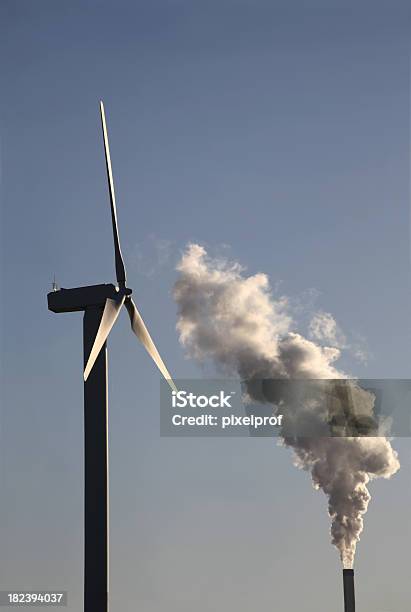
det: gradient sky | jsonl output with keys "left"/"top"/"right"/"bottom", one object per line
{"left": 1, "top": 2, "right": 410, "bottom": 611}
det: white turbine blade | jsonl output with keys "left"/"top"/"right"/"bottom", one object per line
{"left": 100, "top": 101, "right": 127, "bottom": 286}
{"left": 84, "top": 296, "right": 125, "bottom": 381}
{"left": 125, "top": 297, "right": 177, "bottom": 392}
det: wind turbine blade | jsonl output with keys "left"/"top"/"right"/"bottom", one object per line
{"left": 100, "top": 101, "right": 127, "bottom": 286}
{"left": 84, "top": 295, "right": 126, "bottom": 381}
{"left": 125, "top": 297, "right": 177, "bottom": 392}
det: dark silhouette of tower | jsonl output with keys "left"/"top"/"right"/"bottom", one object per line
{"left": 47, "top": 102, "right": 176, "bottom": 612}
{"left": 343, "top": 569, "right": 355, "bottom": 612}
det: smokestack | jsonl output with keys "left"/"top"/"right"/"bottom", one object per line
{"left": 343, "top": 569, "right": 355, "bottom": 612}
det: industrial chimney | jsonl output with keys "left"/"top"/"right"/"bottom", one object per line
{"left": 343, "top": 569, "right": 355, "bottom": 612}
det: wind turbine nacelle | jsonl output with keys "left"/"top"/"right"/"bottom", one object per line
{"left": 47, "top": 283, "right": 132, "bottom": 313}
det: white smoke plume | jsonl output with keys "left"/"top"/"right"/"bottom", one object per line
{"left": 173, "top": 244, "right": 400, "bottom": 568}
{"left": 309, "top": 311, "right": 346, "bottom": 348}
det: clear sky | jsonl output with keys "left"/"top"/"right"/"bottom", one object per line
{"left": 1, "top": 1, "right": 410, "bottom": 611}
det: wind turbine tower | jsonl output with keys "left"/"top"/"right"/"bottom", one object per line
{"left": 47, "top": 102, "right": 176, "bottom": 612}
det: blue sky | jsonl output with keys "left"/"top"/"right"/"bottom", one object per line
{"left": 1, "top": 2, "right": 410, "bottom": 610}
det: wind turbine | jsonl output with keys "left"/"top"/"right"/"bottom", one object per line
{"left": 47, "top": 102, "right": 176, "bottom": 612}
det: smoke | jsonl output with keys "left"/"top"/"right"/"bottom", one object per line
{"left": 173, "top": 244, "right": 400, "bottom": 568}
{"left": 309, "top": 311, "right": 346, "bottom": 348}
